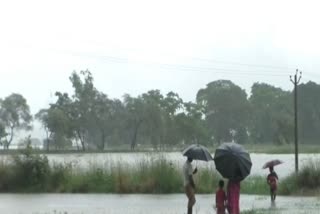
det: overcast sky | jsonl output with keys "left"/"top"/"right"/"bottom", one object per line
{"left": 1, "top": 0, "right": 320, "bottom": 140}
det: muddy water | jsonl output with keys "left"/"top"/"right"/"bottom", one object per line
{"left": 0, "top": 194, "right": 318, "bottom": 214}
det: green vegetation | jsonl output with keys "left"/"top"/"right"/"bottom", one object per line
{"left": 2, "top": 71, "right": 320, "bottom": 152}
{"left": 279, "top": 160, "right": 320, "bottom": 195}
{"left": 1, "top": 147, "right": 320, "bottom": 195}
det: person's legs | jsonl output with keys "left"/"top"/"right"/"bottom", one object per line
{"left": 271, "top": 189, "right": 276, "bottom": 202}
{"left": 185, "top": 184, "right": 195, "bottom": 214}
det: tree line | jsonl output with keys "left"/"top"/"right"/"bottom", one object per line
{"left": 0, "top": 70, "right": 319, "bottom": 150}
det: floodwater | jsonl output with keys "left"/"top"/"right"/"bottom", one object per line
{"left": 0, "top": 193, "right": 318, "bottom": 214}
{"left": 1, "top": 152, "right": 320, "bottom": 178}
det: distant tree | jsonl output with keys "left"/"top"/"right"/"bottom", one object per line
{"left": 35, "top": 109, "right": 51, "bottom": 151}
{"left": 176, "top": 102, "right": 209, "bottom": 146}
{"left": 297, "top": 81, "right": 320, "bottom": 143}
{"left": 0, "top": 122, "right": 7, "bottom": 146}
{"left": 123, "top": 94, "right": 147, "bottom": 150}
{"left": 68, "top": 70, "right": 98, "bottom": 151}
{"left": 0, "top": 93, "right": 32, "bottom": 149}
{"left": 46, "top": 93, "right": 75, "bottom": 150}
{"left": 89, "top": 93, "right": 123, "bottom": 150}
{"left": 140, "top": 90, "right": 166, "bottom": 149}
{"left": 197, "top": 80, "right": 250, "bottom": 144}
{"left": 161, "top": 92, "right": 183, "bottom": 148}
{"left": 249, "top": 83, "right": 293, "bottom": 144}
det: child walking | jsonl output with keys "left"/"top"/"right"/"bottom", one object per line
{"left": 215, "top": 180, "right": 227, "bottom": 214}
{"left": 267, "top": 166, "right": 278, "bottom": 202}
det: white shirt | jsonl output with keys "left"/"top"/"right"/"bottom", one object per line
{"left": 183, "top": 160, "right": 193, "bottom": 186}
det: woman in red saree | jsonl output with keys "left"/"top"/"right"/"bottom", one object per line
{"left": 227, "top": 180, "right": 240, "bottom": 214}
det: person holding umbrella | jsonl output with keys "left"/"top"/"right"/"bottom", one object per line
{"left": 227, "top": 174, "right": 241, "bottom": 214}
{"left": 214, "top": 143, "right": 252, "bottom": 214}
{"left": 263, "top": 159, "right": 282, "bottom": 203}
{"left": 183, "top": 157, "right": 198, "bottom": 214}
{"left": 267, "top": 166, "right": 279, "bottom": 202}
{"left": 182, "top": 144, "right": 213, "bottom": 214}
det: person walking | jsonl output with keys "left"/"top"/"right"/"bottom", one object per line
{"left": 267, "top": 166, "right": 278, "bottom": 202}
{"left": 227, "top": 179, "right": 240, "bottom": 214}
{"left": 215, "top": 179, "right": 227, "bottom": 214}
{"left": 183, "top": 157, "right": 198, "bottom": 214}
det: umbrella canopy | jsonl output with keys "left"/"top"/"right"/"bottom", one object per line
{"left": 214, "top": 142, "right": 252, "bottom": 181}
{"left": 182, "top": 144, "right": 213, "bottom": 161}
{"left": 262, "top": 159, "right": 283, "bottom": 169}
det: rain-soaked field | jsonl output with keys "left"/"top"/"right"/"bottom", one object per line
{"left": 2, "top": 152, "right": 319, "bottom": 177}
{"left": 1, "top": 152, "right": 320, "bottom": 213}
{"left": 0, "top": 194, "right": 319, "bottom": 214}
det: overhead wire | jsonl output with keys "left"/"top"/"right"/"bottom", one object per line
{"left": 190, "top": 57, "right": 295, "bottom": 71}
{"left": 69, "top": 52, "right": 293, "bottom": 77}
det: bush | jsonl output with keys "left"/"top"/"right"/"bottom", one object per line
{"left": 11, "top": 143, "right": 50, "bottom": 191}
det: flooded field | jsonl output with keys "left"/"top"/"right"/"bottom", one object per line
{"left": 0, "top": 193, "right": 318, "bottom": 214}
{"left": 0, "top": 152, "right": 317, "bottom": 177}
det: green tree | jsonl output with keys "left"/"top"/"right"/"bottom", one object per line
{"left": 0, "top": 122, "right": 7, "bottom": 146}
{"left": 35, "top": 109, "right": 51, "bottom": 150}
{"left": 197, "top": 80, "right": 250, "bottom": 144}
{"left": 176, "top": 102, "right": 209, "bottom": 146}
{"left": 123, "top": 94, "right": 146, "bottom": 150}
{"left": 249, "top": 83, "right": 293, "bottom": 144}
{"left": 161, "top": 92, "right": 183, "bottom": 148}
{"left": 68, "top": 70, "right": 98, "bottom": 150}
{"left": 297, "top": 81, "right": 320, "bottom": 144}
{"left": 0, "top": 93, "right": 32, "bottom": 149}
{"left": 47, "top": 94, "right": 75, "bottom": 150}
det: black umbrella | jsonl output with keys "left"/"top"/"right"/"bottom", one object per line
{"left": 214, "top": 142, "right": 252, "bottom": 181}
{"left": 182, "top": 144, "right": 213, "bottom": 161}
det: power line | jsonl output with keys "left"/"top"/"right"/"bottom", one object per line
{"left": 71, "top": 52, "right": 292, "bottom": 77}
{"left": 189, "top": 57, "right": 295, "bottom": 71}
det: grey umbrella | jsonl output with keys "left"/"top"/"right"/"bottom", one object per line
{"left": 214, "top": 142, "right": 252, "bottom": 181}
{"left": 182, "top": 144, "right": 213, "bottom": 161}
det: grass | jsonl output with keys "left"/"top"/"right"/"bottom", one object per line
{"left": 2, "top": 142, "right": 320, "bottom": 155}
{"left": 279, "top": 159, "right": 320, "bottom": 196}
{"left": 1, "top": 147, "right": 320, "bottom": 195}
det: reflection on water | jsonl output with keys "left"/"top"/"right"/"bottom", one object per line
{"left": 0, "top": 194, "right": 318, "bottom": 214}
{"left": 1, "top": 152, "right": 320, "bottom": 177}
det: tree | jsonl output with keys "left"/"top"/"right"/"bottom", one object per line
{"left": 68, "top": 70, "right": 98, "bottom": 151}
{"left": 161, "top": 92, "right": 183, "bottom": 148}
{"left": 297, "top": 81, "right": 320, "bottom": 143}
{"left": 35, "top": 109, "right": 51, "bottom": 151}
{"left": 175, "top": 102, "right": 209, "bottom": 146}
{"left": 0, "top": 122, "right": 7, "bottom": 146}
{"left": 0, "top": 93, "right": 32, "bottom": 149}
{"left": 249, "top": 83, "right": 293, "bottom": 144}
{"left": 89, "top": 93, "right": 123, "bottom": 150}
{"left": 197, "top": 80, "right": 250, "bottom": 144}
{"left": 123, "top": 94, "right": 146, "bottom": 150}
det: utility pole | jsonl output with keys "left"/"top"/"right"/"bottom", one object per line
{"left": 290, "top": 69, "right": 302, "bottom": 173}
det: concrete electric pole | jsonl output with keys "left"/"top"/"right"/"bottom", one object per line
{"left": 290, "top": 69, "right": 302, "bottom": 173}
